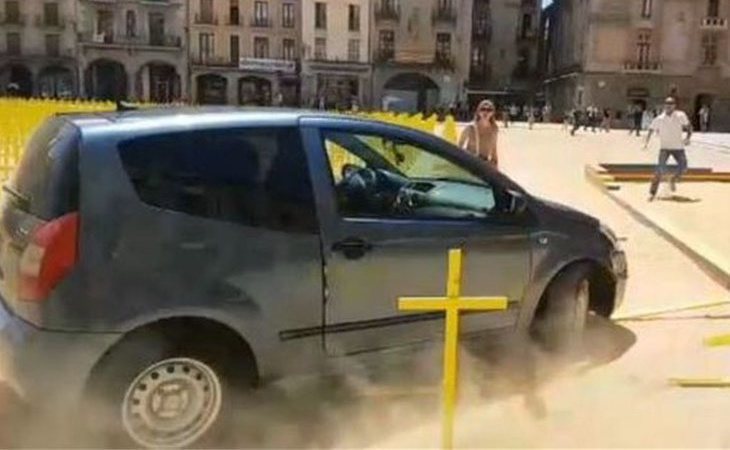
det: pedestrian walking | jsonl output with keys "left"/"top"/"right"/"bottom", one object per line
{"left": 527, "top": 106, "right": 535, "bottom": 130}
{"left": 629, "top": 103, "right": 643, "bottom": 136}
{"left": 586, "top": 105, "right": 598, "bottom": 132}
{"left": 509, "top": 103, "right": 519, "bottom": 123}
{"left": 643, "top": 96, "right": 692, "bottom": 201}
{"left": 601, "top": 108, "right": 612, "bottom": 132}
{"left": 562, "top": 109, "right": 572, "bottom": 132}
{"left": 458, "top": 99, "right": 500, "bottom": 169}
{"left": 542, "top": 104, "right": 552, "bottom": 123}
{"left": 570, "top": 108, "right": 583, "bottom": 136}
{"left": 502, "top": 107, "right": 510, "bottom": 128}
{"left": 699, "top": 104, "right": 710, "bottom": 132}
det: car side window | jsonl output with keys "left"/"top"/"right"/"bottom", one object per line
{"left": 322, "top": 130, "right": 501, "bottom": 221}
{"left": 118, "top": 127, "right": 318, "bottom": 233}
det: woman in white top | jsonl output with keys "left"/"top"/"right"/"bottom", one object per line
{"left": 457, "top": 99, "right": 499, "bottom": 169}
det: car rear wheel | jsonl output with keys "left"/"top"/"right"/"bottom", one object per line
{"left": 87, "top": 333, "right": 253, "bottom": 448}
{"left": 121, "top": 357, "right": 223, "bottom": 448}
{"left": 531, "top": 263, "right": 591, "bottom": 353}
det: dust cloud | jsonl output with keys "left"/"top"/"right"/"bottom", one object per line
{"left": 0, "top": 316, "right": 634, "bottom": 448}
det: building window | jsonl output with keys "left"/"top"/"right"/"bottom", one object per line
{"left": 254, "top": 36, "right": 269, "bottom": 58}
{"left": 230, "top": 35, "right": 239, "bottom": 64}
{"left": 314, "top": 37, "right": 326, "bottom": 59}
{"left": 148, "top": 12, "right": 165, "bottom": 45}
{"left": 125, "top": 10, "right": 136, "bottom": 37}
{"left": 200, "top": 0, "right": 214, "bottom": 23}
{"left": 641, "top": 0, "right": 652, "bottom": 18}
{"left": 254, "top": 1, "right": 269, "bottom": 26}
{"left": 637, "top": 31, "right": 651, "bottom": 64}
{"left": 44, "top": 2, "right": 59, "bottom": 26}
{"left": 702, "top": 34, "right": 718, "bottom": 65}
{"left": 471, "top": 46, "right": 485, "bottom": 70}
{"left": 349, "top": 4, "right": 360, "bottom": 31}
{"left": 229, "top": 0, "right": 240, "bottom": 25}
{"left": 348, "top": 39, "right": 360, "bottom": 61}
{"left": 521, "top": 14, "right": 532, "bottom": 38}
{"left": 97, "top": 10, "right": 114, "bottom": 42}
{"left": 282, "top": 2, "right": 295, "bottom": 27}
{"left": 5, "top": 0, "right": 19, "bottom": 23}
{"left": 6, "top": 32, "right": 20, "bottom": 55}
{"left": 315, "top": 2, "right": 327, "bottom": 29}
{"left": 708, "top": 0, "right": 720, "bottom": 17}
{"left": 378, "top": 29, "right": 394, "bottom": 59}
{"left": 283, "top": 38, "right": 296, "bottom": 60}
{"left": 436, "top": 33, "right": 451, "bottom": 59}
{"left": 45, "top": 33, "right": 59, "bottom": 56}
{"left": 199, "top": 32, "right": 214, "bottom": 60}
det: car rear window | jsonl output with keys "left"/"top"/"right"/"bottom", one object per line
{"left": 117, "top": 127, "right": 318, "bottom": 233}
{"left": 8, "top": 117, "right": 80, "bottom": 220}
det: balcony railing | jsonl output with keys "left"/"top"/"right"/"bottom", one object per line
{"left": 34, "top": 15, "right": 66, "bottom": 29}
{"left": 623, "top": 61, "right": 662, "bottom": 73}
{"left": 373, "top": 48, "right": 395, "bottom": 63}
{"left": 375, "top": 3, "right": 400, "bottom": 22}
{"left": 191, "top": 54, "right": 236, "bottom": 67}
{"left": 250, "top": 17, "right": 273, "bottom": 28}
{"left": 80, "top": 32, "right": 182, "bottom": 48}
{"left": 432, "top": 5, "right": 457, "bottom": 25}
{"left": 0, "top": 13, "right": 25, "bottom": 25}
{"left": 194, "top": 13, "right": 218, "bottom": 25}
{"left": 701, "top": 17, "right": 728, "bottom": 29}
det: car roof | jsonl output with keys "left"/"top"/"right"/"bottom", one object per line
{"left": 59, "top": 106, "right": 370, "bottom": 132}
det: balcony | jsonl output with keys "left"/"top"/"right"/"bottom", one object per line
{"left": 250, "top": 17, "right": 273, "bottom": 28}
{"left": 0, "top": 13, "right": 25, "bottom": 26}
{"left": 194, "top": 13, "right": 218, "bottom": 25}
{"left": 373, "top": 48, "right": 395, "bottom": 63}
{"left": 432, "top": 5, "right": 457, "bottom": 25}
{"left": 623, "top": 61, "right": 662, "bottom": 73}
{"left": 80, "top": 32, "right": 182, "bottom": 49}
{"left": 191, "top": 55, "right": 237, "bottom": 67}
{"left": 701, "top": 17, "right": 728, "bottom": 30}
{"left": 34, "top": 15, "right": 66, "bottom": 30}
{"left": 375, "top": 3, "right": 400, "bottom": 23}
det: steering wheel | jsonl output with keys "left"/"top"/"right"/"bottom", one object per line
{"left": 340, "top": 164, "right": 378, "bottom": 192}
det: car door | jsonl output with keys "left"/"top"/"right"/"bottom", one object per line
{"left": 301, "top": 120, "right": 533, "bottom": 356}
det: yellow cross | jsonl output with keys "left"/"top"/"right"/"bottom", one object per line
{"left": 398, "top": 248, "right": 508, "bottom": 449}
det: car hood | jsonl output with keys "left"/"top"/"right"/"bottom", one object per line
{"left": 534, "top": 197, "right": 600, "bottom": 228}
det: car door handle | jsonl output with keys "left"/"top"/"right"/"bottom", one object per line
{"left": 332, "top": 237, "right": 372, "bottom": 260}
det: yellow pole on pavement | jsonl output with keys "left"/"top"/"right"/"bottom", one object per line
{"left": 398, "top": 249, "right": 507, "bottom": 449}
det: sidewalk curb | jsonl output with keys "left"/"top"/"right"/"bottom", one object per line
{"left": 585, "top": 164, "right": 730, "bottom": 291}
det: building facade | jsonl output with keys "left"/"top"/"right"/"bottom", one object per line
{"left": 0, "top": 0, "right": 78, "bottom": 97}
{"left": 189, "top": 0, "right": 302, "bottom": 105}
{"left": 467, "top": 0, "right": 540, "bottom": 110}
{"left": 542, "top": 0, "right": 730, "bottom": 130}
{"left": 76, "top": 0, "right": 187, "bottom": 102}
{"left": 370, "top": 0, "right": 473, "bottom": 113}
{"left": 301, "top": 0, "right": 371, "bottom": 109}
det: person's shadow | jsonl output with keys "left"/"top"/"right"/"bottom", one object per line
{"left": 658, "top": 194, "right": 701, "bottom": 203}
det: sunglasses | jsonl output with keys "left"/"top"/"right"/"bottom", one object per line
{"left": 479, "top": 108, "right": 494, "bottom": 112}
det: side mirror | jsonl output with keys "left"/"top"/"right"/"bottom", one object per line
{"left": 508, "top": 190, "right": 528, "bottom": 215}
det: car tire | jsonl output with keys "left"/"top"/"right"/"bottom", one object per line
{"left": 531, "top": 263, "right": 591, "bottom": 353}
{"left": 85, "top": 331, "right": 254, "bottom": 448}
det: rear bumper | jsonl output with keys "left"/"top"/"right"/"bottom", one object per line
{"left": 0, "top": 300, "right": 119, "bottom": 411}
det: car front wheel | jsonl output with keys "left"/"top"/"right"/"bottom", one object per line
{"left": 531, "top": 263, "right": 591, "bottom": 353}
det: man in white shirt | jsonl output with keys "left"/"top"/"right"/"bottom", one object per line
{"left": 643, "top": 96, "right": 692, "bottom": 201}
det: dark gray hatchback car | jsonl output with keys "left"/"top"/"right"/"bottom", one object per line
{"left": 0, "top": 108, "right": 626, "bottom": 447}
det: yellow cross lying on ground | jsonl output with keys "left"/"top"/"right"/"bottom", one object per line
{"left": 398, "top": 248, "right": 508, "bottom": 449}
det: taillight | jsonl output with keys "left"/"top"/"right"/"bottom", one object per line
{"left": 19, "top": 212, "right": 79, "bottom": 302}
